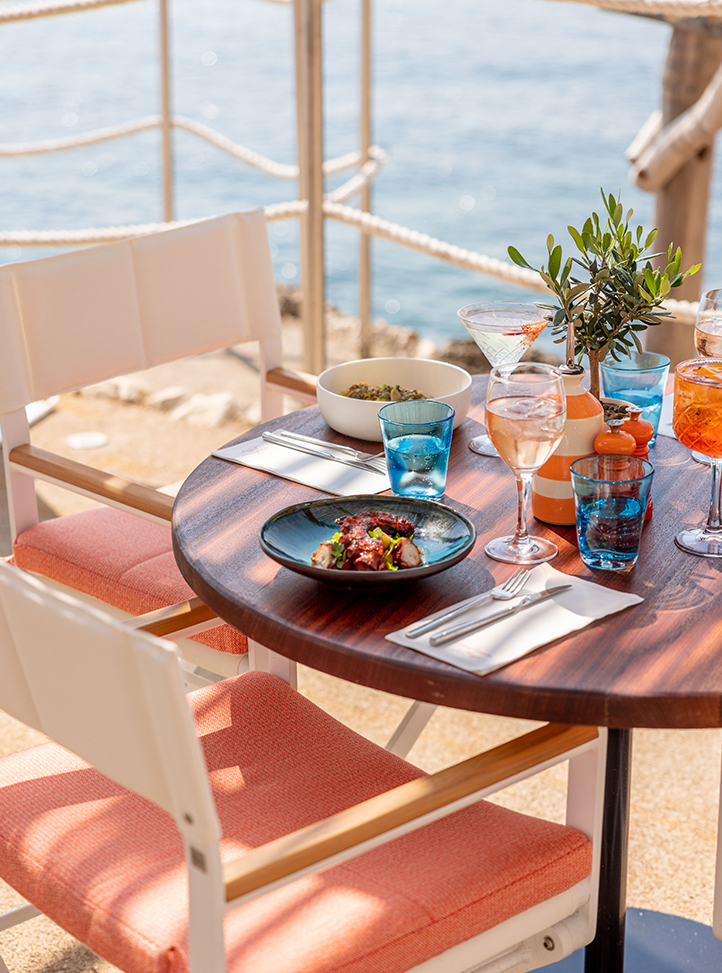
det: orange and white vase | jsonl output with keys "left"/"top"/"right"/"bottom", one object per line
{"left": 532, "top": 367, "right": 606, "bottom": 525}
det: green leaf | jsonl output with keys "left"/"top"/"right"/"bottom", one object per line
{"left": 644, "top": 228, "right": 658, "bottom": 249}
{"left": 568, "top": 225, "right": 585, "bottom": 253}
{"left": 613, "top": 202, "right": 623, "bottom": 226}
{"left": 548, "top": 244, "right": 562, "bottom": 279}
{"left": 507, "top": 246, "right": 533, "bottom": 270}
{"left": 546, "top": 233, "right": 555, "bottom": 253}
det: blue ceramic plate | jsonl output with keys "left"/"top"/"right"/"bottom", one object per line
{"left": 259, "top": 495, "right": 476, "bottom": 586}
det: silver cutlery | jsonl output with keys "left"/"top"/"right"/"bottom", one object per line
{"left": 406, "top": 568, "right": 531, "bottom": 639}
{"left": 272, "top": 429, "right": 387, "bottom": 472}
{"left": 261, "top": 431, "right": 388, "bottom": 475}
{"left": 429, "top": 584, "right": 573, "bottom": 647}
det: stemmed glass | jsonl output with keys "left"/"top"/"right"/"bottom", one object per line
{"left": 672, "top": 357, "right": 722, "bottom": 557}
{"left": 689, "top": 290, "right": 722, "bottom": 465}
{"left": 485, "top": 362, "right": 566, "bottom": 564}
{"left": 457, "top": 302, "right": 552, "bottom": 456}
{"left": 694, "top": 289, "right": 722, "bottom": 357}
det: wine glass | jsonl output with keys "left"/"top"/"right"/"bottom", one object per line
{"left": 690, "top": 290, "right": 722, "bottom": 465}
{"left": 457, "top": 302, "right": 552, "bottom": 456}
{"left": 485, "top": 362, "right": 566, "bottom": 564}
{"left": 694, "top": 289, "right": 722, "bottom": 357}
{"left": 672, "top": 357, "right": 722, "bottom": 557}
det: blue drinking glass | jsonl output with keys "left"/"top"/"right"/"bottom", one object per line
{"left": 378, "top": 400, "right": 455, "bottom": 500}
{"left": 600, "top": 351, "right": 670, "bottom": 445}
{"left": 570, "top": 454, "right": 654, "bottom": 571}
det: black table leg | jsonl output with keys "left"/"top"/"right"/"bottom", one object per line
{"left": 584, "top": 727, "right": 633, "bottom": 973}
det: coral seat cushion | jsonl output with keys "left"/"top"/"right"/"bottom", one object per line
{"left": 0, "top": 671, "right": 592, "bottom": 973}
{"left": 12, "top": 507, "right": 247, "bottom": 655}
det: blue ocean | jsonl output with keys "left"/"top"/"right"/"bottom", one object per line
{"left": 0, "top": 0, "right": 717, "bottom": 355}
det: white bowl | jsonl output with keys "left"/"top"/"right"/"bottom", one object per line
{"left": 316, "top": 358, "right": 472, "bottom": 442}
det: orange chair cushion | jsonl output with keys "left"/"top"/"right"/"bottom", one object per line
{"left": 0, "top": 671, "right": 592, "bottom": 973}
{"left": 12, "top": 507, "right": 247, "bottom": 655}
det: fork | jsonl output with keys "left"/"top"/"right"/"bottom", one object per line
{"left": 272, "top": 429, "right": 388, "bottom": 472}
{"left": 405, "top": 568, "right": 531, "bottom": 639}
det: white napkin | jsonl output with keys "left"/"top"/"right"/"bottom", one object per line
{"left": 386, "top": 563, "right": 642, "bottom": 677}
{"left": 212, "top": 437, "right": 390, "bottom": 496}
{"left": 656, "top": 391, "right": 675, "bottom": 439}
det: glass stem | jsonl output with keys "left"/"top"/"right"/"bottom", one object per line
{"left": 707, "top": 458, "right": 722, "bottom": 533}
{"left": 514, "top": 473, "right": 533, "bottom": 548}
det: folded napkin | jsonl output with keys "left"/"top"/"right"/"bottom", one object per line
{"left": 386, "top": 563, "right": 642, "bottom": 677}
{"left": 212, "top": 437, "right": 390, "bottom": 496}
{"left": 657, "top": 391, "right": 675, "bottom": 439}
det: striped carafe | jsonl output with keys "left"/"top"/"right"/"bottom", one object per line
{"left": 532, "top": 368, "right": 606, "bottom": 525}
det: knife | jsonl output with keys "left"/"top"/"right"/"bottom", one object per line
{"left": 429, "top": 585, "right": 572, "bottom": 646}
{"left": 261, "top": 431, "right": 387, "bottom": 475}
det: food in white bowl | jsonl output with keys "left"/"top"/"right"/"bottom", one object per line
{"left": 317, "top": 358, "right": 472, "bottom": 441}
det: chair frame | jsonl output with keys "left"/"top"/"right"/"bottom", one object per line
{"left": 0, "top": 563, "right": 607, "bottom": 973}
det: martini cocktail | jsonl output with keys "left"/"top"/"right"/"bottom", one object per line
{"left": 457, "top": 302, "right": 551, "bottom": 455}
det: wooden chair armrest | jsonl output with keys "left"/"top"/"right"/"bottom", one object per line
{"left": 266, "top": 366, "right": 317, "bottom": 399}
{"left": 9, "top": 444, "right": 174, "bottom": 522}
{"left": 223, "top": 722, "right": 598, "bottom": 903}
{"left": 122, "top": 597, "right": 218, "bottom": 637}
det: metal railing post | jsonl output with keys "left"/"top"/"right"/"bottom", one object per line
{"left": 359, "top": 0, "right": 372, "bottom": 358}
{"left": 294, "top": 0, "right": 325, "bottom": 374}
{"left": 159, "top": 0, "right": 173, "bottom": 223}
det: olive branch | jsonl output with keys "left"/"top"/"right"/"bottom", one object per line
{"left": 508, "top": 189, "right": 700, "bottom": 399}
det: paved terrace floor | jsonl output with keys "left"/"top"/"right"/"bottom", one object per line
{"left": 0, "top": 332, "right": 720, "bottom": 971}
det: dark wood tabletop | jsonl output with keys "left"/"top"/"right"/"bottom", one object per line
{"left": 172, "top": 376, "right": 722, "bottom": 730}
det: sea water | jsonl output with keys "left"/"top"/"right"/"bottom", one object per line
{"left": 1, "top": 0, "right": 719, "bottom": 353}
{"left": 576, "top": 496, "right": 647, "bottom": 571}
{"left": 385, "top": 434, "right": 449, "bottom": 499}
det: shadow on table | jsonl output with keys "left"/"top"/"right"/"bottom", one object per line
{"left": 553, "top": 909, "right": 722, "bottom": 972}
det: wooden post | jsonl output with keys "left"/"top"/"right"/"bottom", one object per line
{"left": 648, "top": 23, "right": 722, "bottom": 365}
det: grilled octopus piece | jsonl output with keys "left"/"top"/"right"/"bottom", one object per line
{"left": 335, "top": 511, "right": 418, "bottom": 571}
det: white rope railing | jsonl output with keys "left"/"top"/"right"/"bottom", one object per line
{"left": 0, "top": 200, "right": 697, "bottom": 323}
{"left": 0, "top": 117, "right": 161, "bottom": 157}
{"left": 324, "top": 151, "right": 388, "bottom": 204}
{"left": 171, "top": 117, "right": 299, "bottom": 179}
{"left": 548, "top": 0, "right": 722, "bottom": 19}
{"left": 0, "top": 113, "right": 386, "bottom": 182}
{"left": 0, "top": 0, "right": 142, "bottom": 23}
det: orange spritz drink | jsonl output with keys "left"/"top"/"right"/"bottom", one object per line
{"left": 673, "top": 358, "right": 722, "bottom": 557}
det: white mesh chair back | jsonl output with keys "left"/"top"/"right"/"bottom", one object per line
{"left": 0, "top": 211, "right": 282, "bottom": 413}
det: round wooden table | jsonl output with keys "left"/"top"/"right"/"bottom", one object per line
{"left": 172, "top": 375, "right": 722, "bottom": 973}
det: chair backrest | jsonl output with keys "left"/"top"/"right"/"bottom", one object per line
{"left": 0, "top": 560, "right": 219, "bottom": 839}
{"left": 0, "top": 211, "right": 282, "bottom": 413}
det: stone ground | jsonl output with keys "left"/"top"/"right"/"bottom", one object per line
{"left": 0, "top": 308, "right": 720, "bottom": 971}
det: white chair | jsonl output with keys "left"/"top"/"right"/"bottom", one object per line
{"left": 0, "top": 561, "right": 607, "bottom": 973}
{"left": 0, "top": 211, "right": 438, "bottom": 757}
{"left": 0, "top": 211, "right": 315, "bottom": 686}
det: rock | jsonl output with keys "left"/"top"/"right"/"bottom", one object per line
{"left": 369, "top": 319, "right": 419, "bottom": 357}
{"left": 147, "top": 386, "right": 187, "bottom": 411}
{"left": 170, "top": 392, "right": 239, "bottom": 427}
{"left": 415, "top": 338, "right": 438, "bottom": 360}
{"left": 83, "top": 380, "right": 122, "bottom": 400}
{"left": 82, "top": 377, "right": 150, "bottom": 403}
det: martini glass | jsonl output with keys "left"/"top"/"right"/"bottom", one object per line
{"left": 457, "top": 302, "right": 552, "bottom": 455}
